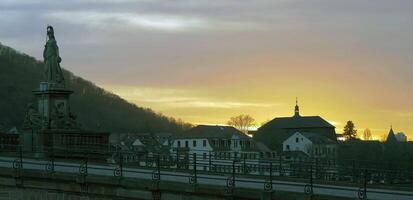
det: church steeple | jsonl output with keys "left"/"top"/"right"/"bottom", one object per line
{"left": 386, "top": 125, "right": 397, "bottom": 143}
{"left": 294, "top": 97, "right": 300, "bottom": 117}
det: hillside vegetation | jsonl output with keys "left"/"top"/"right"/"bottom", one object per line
{"left": 0, "top": 43, "right": 191, "bottom": 133}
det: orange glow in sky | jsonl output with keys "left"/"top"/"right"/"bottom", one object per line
{"left": 2, "top": 0, "right": 412, "bottom": 140}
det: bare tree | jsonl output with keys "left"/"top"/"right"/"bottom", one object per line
{"left": 380, "top": 133, "right": 387, "bottom": 142}
{"left": 363, "top": 128, "right": 373, "bottom": 140}
{"left": 228, "top": 114, "right": 256, "bottom": 133}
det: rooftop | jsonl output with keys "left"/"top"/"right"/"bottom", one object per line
{"left": 260, "top": 116, "right": 335, "bottom": 130}
{"left": 299, "top": 132, "right": 337, "bottom": 144}
{"left": 176, "top": 125, "right": 250, "bottom": 139}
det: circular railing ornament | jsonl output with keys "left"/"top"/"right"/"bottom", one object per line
{"left": 152, "top": 171, "right": 160, "bottom": 181}
{"left": 12, "top": 159, "right": 22, "bottom": 169}
{"left": 189, "top": 173, "right": 197, "bottom": 185}
{"left": 45, "top": 161, "right": 54, "bottom": 173}
{"left": 304, "top": 184, "right": 313, "bottom": 195}
{"left": 225, "top": 176, "right": 235, "bottom": 194}
{"left": 358, "top": 188, "right": 367, "bottom": 200}
{"left": 79, "top": 163, "right": 88, "bottom": 176}
{"left": 264, "top": 179, "right": 273, "bottom": 191}
{"left": 226, "top": 177, "right": 235, "bottom": 188}
{"left": 113, "top": 167, "right": 122, "bottom": 177}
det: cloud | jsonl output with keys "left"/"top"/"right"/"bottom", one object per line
{"left": 45, "top": 9, "right": 262, "bottom": 33}
{"left": 45, "top": 11, "right": 206, "bottom": 32}
{"left": 104, "top": 85, "right": 280, "bottom": 109}
{"left": 171, "top": 100, "right": 277, "bottom": 109}
{"left": 2, "top": 0, "right": 413, "bottom": 137}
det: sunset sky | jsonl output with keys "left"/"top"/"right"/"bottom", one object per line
{"left": 1, "top": 0, "right": 412, "bottom": 140}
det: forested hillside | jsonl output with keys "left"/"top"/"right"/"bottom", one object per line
{"left": 0, "top": 43, "right": 191, "bottom": 133}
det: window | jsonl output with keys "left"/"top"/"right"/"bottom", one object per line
{"left": 296, "top": 138, "right": 299, "bottom": 143}
{"left": 203, "top": 140, "right": 207, "bottom": 147}
{"left": 185, "top": 141, "right": 188, "bottom": 148}
{"left": 177, "top": 141, "right": 181, "bottom": 147}
{"left": 286, "top": 145, "right": 290, "bottom": 150}
{"left": 193, "top": 140, "right": 197, "bottom": 147}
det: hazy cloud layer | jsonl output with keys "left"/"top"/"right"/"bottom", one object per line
{"left": 1, "top": 0, "right": 413, "bottom": 138}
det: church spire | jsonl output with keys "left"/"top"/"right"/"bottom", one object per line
{"left": 386, "top": 125, "right": 397, "bottom": 143}
{"left": 294, "top": 97, "right": 300, "bottom": 117}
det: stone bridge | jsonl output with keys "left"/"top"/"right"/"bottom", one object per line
{"left": 0, "top": 156, "right": 412, "bottom": 200}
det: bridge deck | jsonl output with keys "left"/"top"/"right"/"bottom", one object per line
{"left": 0, "top": 156, "right": 412, "bottom": 200}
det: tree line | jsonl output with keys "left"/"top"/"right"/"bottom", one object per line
{"left": 0, "top": 42, "right": 192, "bottom": 134}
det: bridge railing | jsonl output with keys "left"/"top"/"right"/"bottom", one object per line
{"left": 1, "top": 145, "right": 413, "bottom": 188}
{"left": 1, "top": 146, "right": 413, "bottom": 200}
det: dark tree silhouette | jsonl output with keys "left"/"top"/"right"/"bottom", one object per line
{"left": 0, "top": 43, "right": 191, "bottom": 134}
{"left": 343, "top": 121, "right": 357, "bottom": 141}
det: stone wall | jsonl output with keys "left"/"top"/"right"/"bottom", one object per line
{"left": 0, "top": 168, "right": 351, "bottom": 200}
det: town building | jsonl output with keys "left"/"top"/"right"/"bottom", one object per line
{"left": 115, "top": 133, "right": 173, "bottom": 166}
{"left": 282, "top": 132, "right": 337, "bottom": 159}
{"left": 171, "top": 125, "right": 276, "bottom": 173}
{"left": 395, "top": 132, "right": 407, "bottom": 142}
{"left": 254, "top": 100, "right": 337, "bottom": 153}
{"left": 385, "top": 127, "right": 398, "bottom": 143}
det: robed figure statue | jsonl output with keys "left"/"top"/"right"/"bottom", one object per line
{"left": 44, "top": 26, "right": 64, "bottom": 86}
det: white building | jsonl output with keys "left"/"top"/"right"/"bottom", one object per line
{"left": 116, "top": 133, "right": 173, "bottom": 165}
{"left": 395, "top": 132, "right": 407, "bottom": 142}
{"left": 282, "top": 132, "right": 337, "bottom": 159}
{"left": 171, "top": 125, "right": 276, "bottom": 173}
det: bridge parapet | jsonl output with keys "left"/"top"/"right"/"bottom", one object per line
{"left": 0, "top": 151, "right": 412, "bottom": 200}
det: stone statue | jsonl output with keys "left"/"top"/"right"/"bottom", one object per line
{"left": 43, "top": 25, "right": 64, "bottom": 86}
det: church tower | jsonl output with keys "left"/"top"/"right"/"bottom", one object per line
{"left": 294, "top": 98, "right": 300, "bottom": 117}
{"left": 385, "top": 126, "right": 398, "bottom": 143}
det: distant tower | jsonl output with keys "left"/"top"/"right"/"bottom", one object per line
{"left": 294, "top": 97, "right": 300, "bottom": 117}
{"left": 386, "top": 126, "right": 398, "bottom": 143}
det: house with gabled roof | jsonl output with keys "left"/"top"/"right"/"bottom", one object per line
{"left": 254, "top": 100, "right": 337, "bottom": 152}
{"left": 282, "top": 132, "right": 337, "bottom": 159}
{"left": 171, "top": 125, "right": 276, "bottom": 173}
{"left": 115, "top": 133, "right": 173, "bottom": 166}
